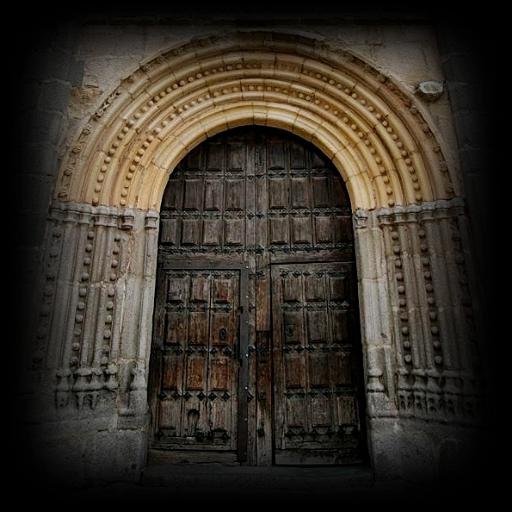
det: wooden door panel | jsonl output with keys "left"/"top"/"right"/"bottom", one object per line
{"left": 286, "top": 396, "right": 307, "bottom": 428}
{"left": 162, "top": 354, "right": 182, "bottom": 390}
{"left": 312, "top": 176, "right": 330, "bottom": 207}
{"left": 272, "top": 262, "right": 364, "bottom": 465}
{"left": 190, "top": 274, "right": 209, "bottom": 302}
{"left": 167, "top": 275, "right": 187, "bottom": 303}
{"left": 308, "top": 352, "right": 330, "bottom": 387}
{"left": 331, "top": 311, "right": 349, "bottom": 342}
{"left": 304, "top": 274, "right": 325, "bottom": 302}
{"left": 202, "top": 219, "right": 222, "bottom": 245}
{"left": 289, "top": 141, "right": 306, "bottom": 169}
{"left": 183, "top": 179, "right": 203, "bottom": 210}
{"left": 188, "top": 311, "right": 208, "bottom": 345}
{"left": 181, "top": 219, "right": 200, "bottom": 246}
{"left": 162, "top": 179, "right": 183, "bottom": 210}
{"left": 164, "top": 311, "right": 186, "bottom": 345}
{"left": 283, "top": 274, "right": 302, "bottom": 302}
{"left": 268, "top": 141, "right": 286, "bottom": 169}
{"left": 152, "top": 267, "right": 247, "bottom": 456}
{"left": 212, "top": 277, "right": 234, "bottom": 303}
{"left": 160, "top": 218, "right": 179, "bottom": 245}
{"left": 310, "top": 394, "right": 332, "bottom": 427}
{"left": 204, "top": 179, "right": 222, "bottom": 211}
{"left": 210, "top": 357, "right": 231, "bottom": 390}
{"left": 330, "top": 351, "right": 354, "bottom": 386}
{"left": 206, "top": 142, "right": 224, "bottom": 171}
{"left": 283, "top": 311, "right": 304, "bottom": 344}
{"left": 150, "top": 126, "right": 363, "bottom": 466}
{"left": 225, "top": 179, "right": 245, "bottom": 210}
{"left": 269, "top": 217, "right": 290, "bottom": 245}
{"left": 268, "top": 178, "right": 289, "bottom": 209}
{"left": 315, "top": 216, "right": 333, "bottom": 243}
{"left": 158, "top": 399, "right": 181, "bottom": 437}
{"left": 227, "top": 142, "right": 245, "bottom": 171}
{"left": 185, "top": 356, "right": 206, "bottom": 391}
{"left": 224, "top": 218, "right": 245, "bottom": 246}
{"left": 307, "top": 311, "right": 328, "bottom": 342}
{"left": 284, "top": 353, "right": 306, "bottom": 389}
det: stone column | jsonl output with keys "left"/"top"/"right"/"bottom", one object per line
{"left": 24, "top": 202, "right": 159, "bottom": 483}
{"left": 356, "top": 198, "right": 484, "bottom": 481}
{"left": 24, "top": 196, "right": 484, "bottom": 484}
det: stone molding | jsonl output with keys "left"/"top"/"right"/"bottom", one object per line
{"left": 30, "top": 202, "right": 159, "bottom": 417}
{"left": 354, "top": 198, "right": 482, "bottom": 426}
{"left": 24, "top": 31, "right": 484, "bottom": 481}
{"left": 55, "top": 31, "right": 456, "bottom": 212}
{"left": 31, "top": 198, "right": 481, "bottom": 427}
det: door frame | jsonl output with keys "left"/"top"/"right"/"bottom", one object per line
{"left": 151, "top": 258, "right": 250, "bottom": 462}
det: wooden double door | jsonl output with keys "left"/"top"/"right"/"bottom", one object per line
{"left": 149, "top": 127, "right": 366, "bottom": 465}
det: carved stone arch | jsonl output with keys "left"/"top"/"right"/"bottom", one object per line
{"left": 55, "top": 31, "right": 457, "bottom": 212}
{"left": 32, "top": 31, "right": 481, "bottom": 483}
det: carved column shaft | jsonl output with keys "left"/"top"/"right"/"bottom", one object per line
{"left": 30, "top": 198, "right": 482, "bottom": 426}
{"left": 30, "top": 203, "right": 151, "bottom": 413}
{"left": 375, "top": 199, "right": 481, "bottom": 424}
{"left": 353, "top": 209, "right": 397, "bottom": 418}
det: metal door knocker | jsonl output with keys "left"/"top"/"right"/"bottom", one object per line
{"left": 219, "top": 328, "right": 227, "bottom": 341}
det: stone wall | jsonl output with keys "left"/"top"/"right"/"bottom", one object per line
{"left": 21, "top": 203, "right": 157, "bottom": 483}
{"left": 12, "top": 12, "right": 492, "bottom": 488}
{"left": 14, "top": 26, "right": 83, "bottom": 368}
{"left": 436, "top": 24, "right": 495, "bottom": 409}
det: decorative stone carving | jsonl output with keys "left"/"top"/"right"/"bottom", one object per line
{"left": 375, "top": 199, "right": 481, "bottom": 424}
{"left": 127, "top": 361, "right": 148, "bottom": 414}
{"left": 55, "top": 32, "right": 456, "bottom": 212}
{"left": 93, "top": 89, "right": 123, "bottom": 120}
{"left": 31, "top": 225, "right": 64, "bottom": 375}
{"left": 416, "top": 80, "right": 444, "bottom": 102}
{"left": 25, "top": 31, "right": 484, "bottom": 484}
{"left": 30, "top": 203, "right": 158, "bottom": 413}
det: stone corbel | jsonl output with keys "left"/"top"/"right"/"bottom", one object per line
{"left": 144, "top": 211, "right": 159, "bottom": 230}
{"left": 120, "top": 213, "right": 135, "bottom": 231}
{"left": 55, "top": 368, "right": 72, "bottom": 408}
{"left": 352, "top": 209, "right": 369, "bottom": 230}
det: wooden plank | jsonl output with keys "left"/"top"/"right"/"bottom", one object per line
{"left": 255, "top": 274, "right": 270, "bottom": 332}
{"left": 255, "top": 331, "right": 272, "bottom": 465}
{"left": 271, "top": 265, "right": 286, "bottom": 451}
{"left": 245, "top": 140, "right": 258, "bottom": 465}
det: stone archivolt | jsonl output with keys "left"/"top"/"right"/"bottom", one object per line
{"left": 28, "top": 32, "right": 483, "bottom": 481}
{"left": 56, "top": 32, "right": 456, "bottom": 212}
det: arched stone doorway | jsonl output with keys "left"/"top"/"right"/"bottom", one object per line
{"left": 30, "top": 31, "right": 482, "bottom": 482}
{"left": 148, "top": 126, "right": 367, "bottom": 465}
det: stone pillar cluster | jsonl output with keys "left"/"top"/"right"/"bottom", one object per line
{"left": 13, "top": 26, "right": 489, "bottom": 484}
{"left": 24, "top": 196, "right": 484, "bottom": 482}
{"left": 357, "top": 199, "right": 482, "bottom": 422}
{"left": 24, "top": 203, "right": 159, "bottom": 481}
{"left": 355, "top": 198, "right": 483, "bottom": 478}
